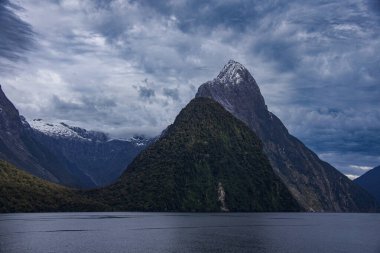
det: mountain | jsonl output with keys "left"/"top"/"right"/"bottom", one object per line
{"left": 196, "top": 60, "right": 377, "bottom": 212}
{"left": 0, "top": 160, "right": 106, "bottom": 213}
{"left": 30, "top": 119, "right": 150, "bottom": 187}
{"left": 354, "top": 166, "right": 380, "bottom": 203}
{"left": 0, "top": 85, "right": 150, "bottom": 188}
{"left": 93, "top": 97, "right": 301, "bottom": 212}
{"left": 0, "top": 84, "right": 80, "bottom": 185}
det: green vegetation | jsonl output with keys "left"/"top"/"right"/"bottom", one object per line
{"left": 0, "top": 160, "right": 106, "bottom": 213}
{"left": 1, "top": 98, "right": 301, "bottom": 212}
{"left": 93, "top": 98, "right": 301, "bottom": 212}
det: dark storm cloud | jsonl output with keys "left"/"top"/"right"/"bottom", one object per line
{"left": 0, "top": 0, "right": 34, "bottom": 65}
{"left": 133, "top": 0, "right": 288, "bottom": 33}
{"left": 2, "top": 0, "right": 379, "bottom": 177}
{"left": 52, "top": 95, "right": 117, "bottom": 120}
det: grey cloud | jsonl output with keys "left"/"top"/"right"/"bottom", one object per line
{"left": 2, "top": 0, "right": 379, "bottom": 176}
{"left": 133, "top": 0, "right": 287, "bottom": 33}
{"left": 51, "top": 95, "right": 117, "bottom": 119}
{"left": 56, "top": 96, "right": 111, "bottom": 111}
{"left": 0, "top": 0, "right": 35, "bottom": 71}
{"left": 277, "top": 106, "right": 380, "bottom": 156}
{"left": 48, "top": 94, "right": 157, "bottom": 137}
{"left": 138, "top": 86, "right": 155, "bottom": 99}
{"left": 163, "top": 88, "right": 180, "bottom": 101}
{"left": 243, "top": 0, "right": 380, "bottom": 174}
{"left": 319, "top": 152, "right": 380, "bottom": 178}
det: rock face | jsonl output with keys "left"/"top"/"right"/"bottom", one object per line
{"left": 196, "top": 60, "right": 377, "bottom": 212}
{"left": 95, "top": 98, "right": 301, "bottom": 212}
{"left": 354, "top": 166, "right": 380, "bottom": 203}
{"left": 0, "top": 85, "right": 150, "bottom": 188}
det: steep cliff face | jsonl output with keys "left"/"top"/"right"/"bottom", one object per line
{"left": 95, "top": 98, "right": 301, "bottom": 212}
{"left": 196, "top": 60, "right": 377, "bottom": 212}
{"left": 0, "top": 85, "right": 73, "bottom": 184}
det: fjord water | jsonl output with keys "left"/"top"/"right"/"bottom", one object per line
{"left": 0, "top": 213, "right": 379, "bottom": 253}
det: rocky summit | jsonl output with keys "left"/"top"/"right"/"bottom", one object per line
{"left": 196, "top": 60, "right": 377, "bottom": 212}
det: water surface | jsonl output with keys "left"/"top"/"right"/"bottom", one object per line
{"left": 0, "top": 212, "right": 379, "bottom": 253}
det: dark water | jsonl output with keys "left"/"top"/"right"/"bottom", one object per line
{"left": 0, "top": 212, "right": 379, "bottom": 253}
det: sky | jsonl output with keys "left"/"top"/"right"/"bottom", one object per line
{"left": 0, "top": 0, "right": 379, "bottom": 178}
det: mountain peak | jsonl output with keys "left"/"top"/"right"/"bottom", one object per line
{"left": 197, "top": 61, "right": 378, "bottom": 212}
{"left": 216, "top": 60, "right": 253, "bottom": 85}
{"left": 102, "top": 97, "right": 300, "bottom": 212}
{"left": 196, "top": 60, "right": 266, "bottom": 114}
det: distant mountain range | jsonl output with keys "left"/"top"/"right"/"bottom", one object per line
{"left": 355, "top": 166, "right": 380, "bottom": 203}
{"left": 0, "top": 61, "right": 378, "bottom": 213}
{"left": 0, "top": 85, "right": 150, "bottom": 188}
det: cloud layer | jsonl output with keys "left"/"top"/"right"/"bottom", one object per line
{"left": 0, "top": 0, "right": 35, "bottom": 72}
{"left": 0, "top": 0, "right": 379, "bottom": 177}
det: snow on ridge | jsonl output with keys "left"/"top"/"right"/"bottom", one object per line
{"left": 30, "top": 119, "right": 150, "bottom": 146}
{"left": 30, "top": 119, "right": 88, "bottom": 140}
{"left": 109, "top": 136, "right": 149, "bottom": 146}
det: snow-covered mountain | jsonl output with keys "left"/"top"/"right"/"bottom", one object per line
{"left": 28, "top": 119, "right": 151, "bottom": 188}
{"left": 30, "top": 119, "right": 104, "bottom": 141}
{"left": 30, "top": 118, "right": 148, "bottom": 146}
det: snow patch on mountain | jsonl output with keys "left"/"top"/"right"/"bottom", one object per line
{"left": 30, "top": 118, "right": 151, "bottom": 146}
{"left": 129, "top": 136, "right": 149, "bottom": 146}
{"left": 30, "top": 119, "right": 89, "bottom": 140}
{"left": 217, "top": 60, "right": 249, "bottom": 85}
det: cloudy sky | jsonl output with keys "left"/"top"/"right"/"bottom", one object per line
{"left": 1, "top": 0, "right": 379, "bottom": 178}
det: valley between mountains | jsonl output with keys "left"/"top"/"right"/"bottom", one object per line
{"left": 0, "top": 61, "right": 378, "bottom": 213}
